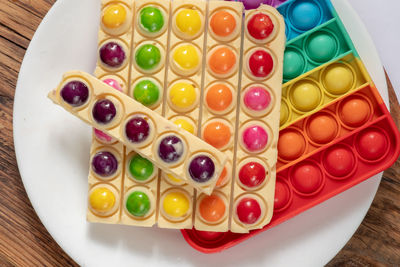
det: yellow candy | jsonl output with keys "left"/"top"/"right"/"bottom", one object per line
{"left": 169, "top": 82, "right": 197, "bottom": 109}
{"left": 102, "top": 4, "right": 127, "bottom": 29}
{"left": 173, "top": 118, "right": 195, "bottom": 134}
{"left": 89, "top": 187, "right": 116, "bottom": 212}
{"left": 175, "top": 9, "right": 202, "bottom": 36}
{"left": 162, "top": 191, "right": 190, "bottom": 218}
{"left": 166, "top": 173, "right": 184, "bottom": 184}
{"left": 173, "top": 45, "right": 199, "bottom": 70}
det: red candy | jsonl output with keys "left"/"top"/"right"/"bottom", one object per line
{"left": 239, "top": 162, "right": 266, "bottom": 188}
{"left": 236, "top": 197, "right": 262, "bottom": 225}
{"left": 247, "top": 13, "right": 274, "bottom": 40}
{"left": 248, "top": 50, "right": 274, "bottom": 78}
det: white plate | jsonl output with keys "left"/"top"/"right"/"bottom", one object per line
{"left": 13, "top": 0, "right": 388, "bottom": 266}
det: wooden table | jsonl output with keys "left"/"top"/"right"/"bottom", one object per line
{"left": 0, "top": 0, "right": 399, "bottom": 265}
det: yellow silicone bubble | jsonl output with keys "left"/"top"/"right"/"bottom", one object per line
{"left": 173, "top": 118, "right": 195, "bottom": 134}
{"left": 167, "top": 174, "right": 183, "bottom": 184}
{"left": 173, "top": 45, "right": 200, "bottom": 70}
{"left": 280, "top": 101, "right": 289, "bottom": 126}
{"left": 290, "top": 81, "right": 321, "bottom": 112}
{"left": 322, "top": 64, "right": 354, "bottom": 95}
{"left": 89, "top": 187, "right": 116, "bottom": 212}
{"left": 175, "top": 9, "right": 202, "bottom": 36}
{"left": 169, "top": 82, "right": 197, "bottom": 109}
{"left": 102, "top": 4, "right": 127, "bottom": 29}
{"left": 162, "top": 191, "right": 190, "bottom": 218}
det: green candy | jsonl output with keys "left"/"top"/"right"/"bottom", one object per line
{"left": 139, "top": 6, "right": 164, "bottom": 33}
{"left": 135, "top": 44, "right": 161, "bottom": 70}
{"left": 126, "top": 191, "right": 151, "bottom": 217}
{"left": 133, "top": 80, "right": 160, "bottom": 106}
{"left": 129, "top": 154, "right": 154, "bottom": 181}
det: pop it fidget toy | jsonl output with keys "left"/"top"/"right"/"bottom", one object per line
{"left": 48, "top": 71, "right": 228, "bottom": 196}
{"left": 181, "top": 0, "right": 400, "bottom": 252}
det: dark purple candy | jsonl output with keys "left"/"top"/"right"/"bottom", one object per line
{"left": 158, "top": 135, "right": 184, "bottom": 163}
{"left": 188, "top": 155, "right": 215, "bottom": 183}
{"left": 92, "top": 151, "right": 118, "bottom": 177}
{"left": 92, "top": 99, "right": 116, "bottom": 124}
{"left": 125, "top": 116, "right": 150, "bottom": 143}
{"left": 100, "top": 42, "right": 126, "bottom": 68}
{"left": 60, "top": 81, "right": 89, "bottom": 107}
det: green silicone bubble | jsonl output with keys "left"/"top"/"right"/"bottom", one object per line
{"left": 126, "top": 191, "right": 151, "bottom": 217}
{"left": 129, "top": 154, "right": 154, "bottom": 181}
{"left": 133, "top": 79, "right": 160, "bottom": 106}
{"left": 139, "top": 6, "right": 164, "bottom": 33}
{"left": 305, "top": 31, "right": 338, "bottom": 63}
{"left": 283, "top": 47, "right": 305, "bottom": 80}
{"left": 135, "top": 44, "right": 161, "bottom": 70}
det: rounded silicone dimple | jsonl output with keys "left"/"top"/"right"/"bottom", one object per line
{"left": 321, "top": 63, "right": 355, "bottom": 96}
{"left": 305, "top": 31, "right": 338, "bottom": 63}
{"left": 192, "top": 229, "right": 226, "bottom": 243}
{"left": 288, "top": 0, "right": 322, "bottom": 31}
{"left": 289, "top": 79, "right": 322, "bottom": 112}
{"left": 172, "top": 43, "right": 201, "bottom": 75}
{"left": 172, "top": 116, "right": 196, "bottom": 134}
{"left": 306, "top": 112, "right": 339, "bottom": 145}
{"left": 243, "top": 86, "right": 272, "bottom": 114}
{"left": 138, "top": 6, "right": 165, "bottom": 34}
{"left": 168, "top": 81, "right": 198, "bottom": 112}
{"left": 323, "top": 144, "right": 356, "bottom": 179}
{"left": 338, "top": 95, "right": 372, "bottom": 128}
{"left": 209, "top": 10, "right": 237, "bottom": 39}
{"left": 174, "top": 8, "right": 203, "bottom": 38}
{"left": 274, "top": 178, "right": 292, "bottom": 212}
{"left": 89, "top": 186, "right": 116, "bottom": 215}
{"left": 290, "top": 161, "right": 324, "bottom": 196}
{"left": 162, "top": 190, "right": 191, "bottom": 220}
{"left": 280, "top": 99, "right": 290, "bottom": 126}
{"left": 205, "top": 82, "right": 234, "bottom": 114}
{"left": 246, "top": 48, "right": 274, "bottom": 79}
{"left": 208, "top": 46, "right": 237, "bottom": 77}
{"left": 235, "top": 195, "right": 264, "bottom": 225}
{"left": 238, "top": 161, "right": 267, "bottom": 189}
{"left": 241, "top": 123, "right": 270, "bottom": 153}
{"left": 198, "top": 193, "right": 227, "bottom": 223}
{"left": 102, "top": 3, "right": 127, "bottom": 29}
{"left": 128, "top": 153, "right": 155, "bottom": 182}
{"left": 283, "top": 47, "right": 305, "bottom": 80}
{"left": 355, "top": 128, "right": 389, "bottom": 162}
{"left": 278, "top": 128, "right": 306, "bottom": 161}
{"left": 202, "top": 119, "right": 232, "bottom": 150}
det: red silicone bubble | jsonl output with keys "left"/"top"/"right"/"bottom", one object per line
{"left": 356, "top": 127, "right": 389, "bottom": 162}
{"left": 274, "top": 178, "right": 292, "bottom": 212}
{"left": 238, "top": 161, "right": 266, "bottom": 189}
{"left": 236, "top": 197, "right": 262, "bottom": 225}
{"left": 323, "top": 144, "right": 356, "bottom": 179}
{"left": 290, "top": 161, "right": 324, "bottom": 196}
{"left": 192, "top": 228, "right": 226, "bottom": 243}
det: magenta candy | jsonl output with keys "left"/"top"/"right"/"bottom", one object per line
{"left": 99, "top": 42, "right": 126, "bottom": 68}
{"left": 243, "top": 86, "right": 271, "bottom": 111}
{"left": 94, "top": 128, "right": 114, "bottom": 143}
{"left": 103, "top": 78, "right": 123, "bottom": 92}
{"left": 125, "top": 117, "right": 150, "bottom": 143}
{"left": 242, "top": 125, "right": 268, "bottom": 152}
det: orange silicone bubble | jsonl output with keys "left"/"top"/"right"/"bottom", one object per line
{"left": 199, "top": 194, "right": 226, "bottom": 223}
{"left": 339, "top": 96, "right": 371, "bottom": 128}
{"left": 307, "top": 112, "right": 338, "bottom": 144}
{"left": 278, "top": 129, "right": 306, "bottom": 161}
{"left": 206, "top": 83, "right": 233, "bottom": 112}
{"left": 208, "top": 47, "right": 236, "bottom": 75}
{"left": 216, "top": 166, "right": 228, "bottom": 187}
{"left": 203, "top": 121, "right": 231, "bottom": 149}
{"left": 210, "top": 10, "right": 236, "bottom": 37}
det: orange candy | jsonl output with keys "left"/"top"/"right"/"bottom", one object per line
{"left": 216, "top": 166, "right": 228, "bottom": 187}
{"left": 199, "top": 194, "right": 226, "bottom": 222}
{"left": 210, "top": 10, "right": 236, "bottom": 37}
{"left": 206, "top": 83, "right": 233, "bottom": 112}
{"left": 278, "top": 130, "right": 306, "bottom": 161}
{"left": 203, "top": 121, "right": 231, "bottom": 149}
{"left": 208, "top": 47, "right": 236, "bottom": 75}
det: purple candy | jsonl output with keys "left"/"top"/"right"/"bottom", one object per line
{"left": 228, "top": 0, "right": 285, "bottom": 9}
{"left": 60, "top": 81, "right": 89, "bottom": 107}
{"left": 100, "top": 42, "right": 126, "bottom": 68}
{"left": 188, "top": 155, "right": 215, "bottom": 183}
{"left": 125, "top": 116, "right": 150, "bottom": 143}
{"left": 92, "top": 151, "right": 118, "bottom": 177}
{"left": 92, "top": 99, "right": 116, "bottom": 124}
{"left": 158, "top": 135, "right": 184, "bottom": 163}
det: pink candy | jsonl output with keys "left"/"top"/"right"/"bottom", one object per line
{"left": 243, "top": 86, "right": 271, "bottom": 111}
{"left": 242, "top": 125, "right": 269, "bottom": 152}
{"left": 93, "top": 128, "right": 114, "bottom": 143}
{"left": 102, "top": 78, "right": 123, "bottom": 92}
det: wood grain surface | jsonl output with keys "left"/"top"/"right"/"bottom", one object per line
{"left": 0, "top": 0, "right": 399, "bottom": 266}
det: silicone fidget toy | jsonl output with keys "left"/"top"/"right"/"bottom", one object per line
{"left": 48, "top": 71, "right": 228, "bottom": 196}
{"left": 181, "top": 0, "right": 400, "bottom": 252}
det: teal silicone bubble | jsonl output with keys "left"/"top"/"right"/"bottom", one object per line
{"left": 304, "top": 30, "right": 338, "bottom": 63}
{"left": 283, "top": 46, "right": 306, "bottom": 80}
